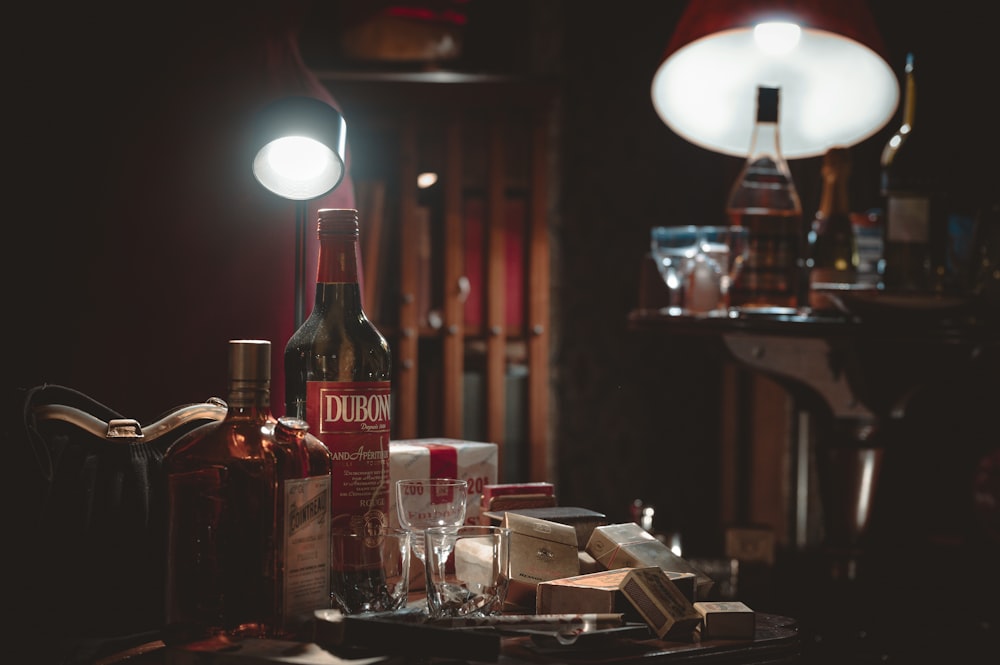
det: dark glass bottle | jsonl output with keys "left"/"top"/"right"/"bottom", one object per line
{"left": 726, "top": 86, "right": 804, "bottom": 310}
{"left": 164, "top": 340, "right": 333, "bottom": 643}
{"left": 807, "top": 147, "right": 859, "bottom": 305}
{"left": 285, "top": 208, "right": 392, "bottom": 537}
{"left": 880, "top": 53, "right": 944, "bottom": 293}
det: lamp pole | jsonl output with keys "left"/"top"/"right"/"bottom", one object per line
{"left": 294, "top": 200, "right": 308, "bottom": 330}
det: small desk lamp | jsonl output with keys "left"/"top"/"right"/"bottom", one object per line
{"left": 651, "top": 0, "right": 898, "bottom": 159}
{"left": 252, "top": 96, "right": 348, "bottom": 328}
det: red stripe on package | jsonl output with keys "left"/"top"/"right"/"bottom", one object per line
{"left": 426, "top": 443, "right": 459, "bottom": 479}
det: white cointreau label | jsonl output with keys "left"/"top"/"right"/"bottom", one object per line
{"left": 283, "top": 475, "right": 331, "bottom": 622}
{"left": 306, "top": 381, "right": 391, "bottom": 535}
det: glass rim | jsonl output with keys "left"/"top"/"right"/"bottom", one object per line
{"left": 651, "top": 225, "right": 748, "bottom": 234}
{"left": 330, "top": 527, "right": 410, "bottom": 540}
{"left": 396, "top": 478, "right": 468, "bottom": 487}
{"left": 424, "top": 524, "right": 510, "bottom": 536}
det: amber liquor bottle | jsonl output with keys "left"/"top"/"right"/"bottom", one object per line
{"left": 164, "top": 340, "right": 333, "bottom": 643}
{"left": 285, "top": 208, "right": 392, "bottom": 537}
{"left": 726, "top": 86, "right": 804, "bottom": 310}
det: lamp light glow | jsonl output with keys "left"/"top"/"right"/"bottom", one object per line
{"left": 652, "top": 0, "right": 898, "bottom": 158}
{"left": 254, "top": 135, "right": 342, "bottom": 201}
{"left": 753, "top": 22, "right": 800, "bottom": 55}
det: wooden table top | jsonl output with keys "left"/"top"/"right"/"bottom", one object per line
{"left": 96, "top": 612, "right": 800, "bottom": 665}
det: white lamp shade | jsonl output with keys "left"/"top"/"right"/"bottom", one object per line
{"left": 652, "top": 1, "right": 899, "bottom": 158}
{"left": 251, "top": 96, "right": 348, "bottom": 201}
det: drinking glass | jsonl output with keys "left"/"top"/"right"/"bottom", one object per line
{"left": 650, "top": 225, "right": 750, "bottom": 315}
{"left": 424, "top": 525, "right": 510, "bottom": 618}
{"left": 330, "top": 529, "right": 411, "bottom": 614}
{"left": 395, "top": 478, "right": 469, "bottom": 564}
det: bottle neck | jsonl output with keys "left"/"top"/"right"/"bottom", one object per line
{"left": 748, "top": 86, "right": 783, "bottom": 161}
{"left": 316, "top": 233, "right": 361, "bottom": 286}
{"left": 226, "top": 378, "right": 272, "bottom": 417}
{"left": 226, "top": 340, "right": 272, "bottom": 416}
{"left": 881, "top": 55, "right": 916, "bottom": 174}
{"left": 901, "top": 58, "right": 916, "bottom": 131}
{"left": 746, "top": 121, "right": 782, "bottom": 162}
{"left": 313, "top": 229, "right": 365, "bottom": 313}
{"left": 818, "top": 149, "right": 852, "bottom": 217}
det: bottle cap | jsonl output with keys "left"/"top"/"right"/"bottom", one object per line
{"left": 757, "top": 86, "right": 779, "bottom": 123}
{"left": 228, "top": 339, "right": 271, "bottom": 383}
{"left": 317, "top": 208, "right": 359, "bottom": 236}
{"left": 275, "top": 416, "right": 309, "bottom": 442}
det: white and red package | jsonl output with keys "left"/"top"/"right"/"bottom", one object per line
{"left": 388, "top": 438, "right": 499, "bottom": 528}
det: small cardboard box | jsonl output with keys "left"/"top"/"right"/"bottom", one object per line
{"left": 536, "top": 567, "right": 700, "bottom": 640}
{"left": 485, "top": 494, "right": 557, "bottom": 513}
{"left": 389, "top": 438, "right": 498, "bottom": 528}
{"left": 694, "top": 601, "right": 756, "bottom": 640}
{"left": 620, "top": 566, "right": 702, "bottom": 639}
{"left": 483, "top": 506, "right": 607, "bottom": 548}
{"left": 536, "top": 566, "right": 696, "bottom": 611}
{"left": 587, "top": 523, "right": 714, "bottom": 600}
{"left": 481, "top": 482, "right": 555, "bottom": 509}
{"left": 502, "top": 512, "right": 580, "bottom": 609}
{"left": 536, "top": 568, "right": 637, "bottom": 616}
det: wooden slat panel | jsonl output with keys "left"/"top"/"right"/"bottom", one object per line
{"left": 442, "top": 112, "right": 465, "bottom": 438}
{"left": 719, "top": 361, "right": 741, "bottom": 526}
{"left": 396, "top": 113, "right": 420, "bottom": 438}
{"left": 527, "top": 108, "right": 551, "bottom": 482}
{"left": 750, "top": 373, "right": 794, "bottom": 548}
{"left": 320, "top": 73, "right": 553, "bottom": 484}
{"left": 485, "top": 111, "right": 508, "bottom": 465}
{"left": 358, "top": 180, "right": 386, "bottom": 320}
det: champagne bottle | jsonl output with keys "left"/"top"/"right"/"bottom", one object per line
{"left": 726, "top": 86, "right": 804, "bottom": 310}
{"left": 880, "top": 53, "right": 943, "bottom": 293}
{"left": 164, "top": 340, "right": 333, "bottom": 643}
{"left": 807, "top": 146, "right": 859, "bottom": 307}
{"left": 285, "top": 208, "right": 392, "bottom": 537}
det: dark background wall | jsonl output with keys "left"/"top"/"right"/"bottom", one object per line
{"left": 9, "top": 0, "right": 998, "bottom": 554}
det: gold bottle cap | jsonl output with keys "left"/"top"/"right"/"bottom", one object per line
{"left": 228, "top": 339, "right": 271, "bottom": 383}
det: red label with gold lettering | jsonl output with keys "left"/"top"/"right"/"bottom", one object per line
{"left": 306, "top": 381, "right": 391, "bottom": 535}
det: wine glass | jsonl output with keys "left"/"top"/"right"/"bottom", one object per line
{"left": 650, "top": 226, "right": 698, "bottom": 315}
{"left": 650, "top": 225, "right": 749, "bottom": 315}
{"left": 395, "top": 478, "right": 469, "bottom": 565}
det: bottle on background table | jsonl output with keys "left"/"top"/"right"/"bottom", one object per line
{"left": 726, "top": 85, "right": 804, "bottom": 311}
{"left": 807, "top": 146, "right": 859, "bottom": 310}
{"left": 880, "top": 52, "right": 946, "bottom": 294}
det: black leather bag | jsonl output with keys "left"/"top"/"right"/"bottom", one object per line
{"left": 8, "top": 384, "right": 226, "bottom": 659}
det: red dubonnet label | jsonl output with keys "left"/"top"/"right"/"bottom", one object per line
{"left": 306, "top": 381, "right": 391, "bottom": 535}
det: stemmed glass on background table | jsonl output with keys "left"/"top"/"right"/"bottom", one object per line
{"left": 650, "top": 225, "right": 750, "bottom": 315}
{"left": 395, "top": 478, "right": 469, "bottom": 567}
